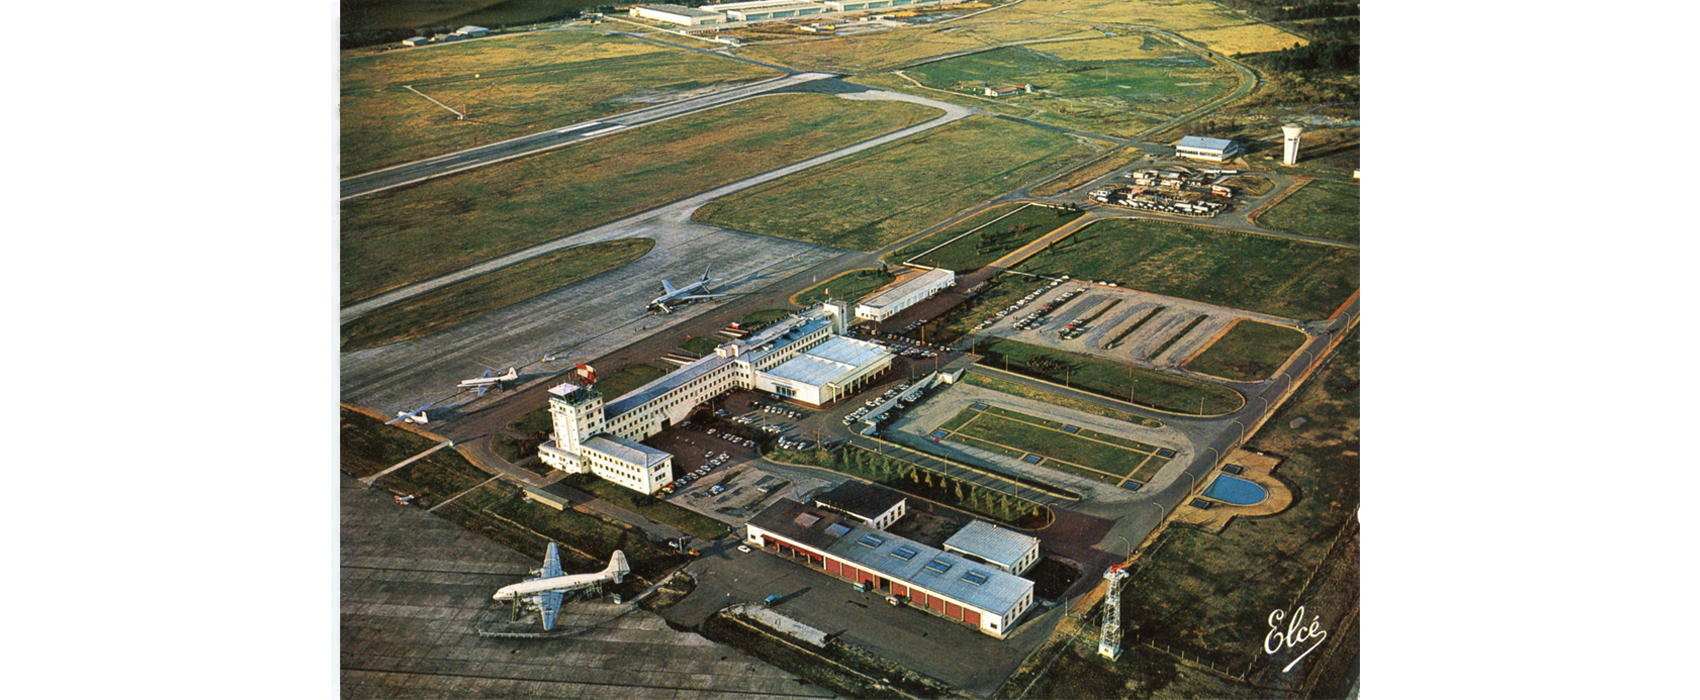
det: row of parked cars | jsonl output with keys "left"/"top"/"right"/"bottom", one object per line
{"left": 970, "top": 277, "right": 1067, "bottom": 333}
{"left": 704, "top": 427, "right": 756, "bottom": 449}
{"left": 1012, "top": 286, "right": 1089, "bottom": 332}
{"left": 663, "top": 450, "right": 734, "bottom": 495}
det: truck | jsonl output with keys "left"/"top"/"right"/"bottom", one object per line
{"left": 764, "top": 594, "right": 782, "bottom": 605}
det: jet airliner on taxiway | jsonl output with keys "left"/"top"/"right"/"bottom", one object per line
{"left": 647, "top": 265, "right": 726, "bottom": 314}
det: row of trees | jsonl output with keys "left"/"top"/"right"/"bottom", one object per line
{"left": 842, "top": 445, "right": 1044, "bottom": 525}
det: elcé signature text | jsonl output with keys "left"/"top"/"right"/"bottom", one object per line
{"left": 1263, "top": 606, "right": 1328, "bottom": 673}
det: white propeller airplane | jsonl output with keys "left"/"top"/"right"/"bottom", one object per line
{"left": 647, "top": 265, "right": 727, "bottom": 314}
{"left": 387, "top": 396, "right": 450, "bottom": 425}
{"left": 457, "top": 367, "right": 518, "bottom": 396}
{"left": 493, "top": 544, "right": 630, "bottom": 630}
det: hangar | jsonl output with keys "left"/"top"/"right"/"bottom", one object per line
{"left": 855, "top": 268, "right": 956, "bottom": 322}
{"left": 1174, "top": 135, "right": 1241, "bottom": 162}
{"left": 629, "top": 4, "right": 726, "bottom": 26}
{"left": 746, "top": 498, "right": 1036, "bottom": 638}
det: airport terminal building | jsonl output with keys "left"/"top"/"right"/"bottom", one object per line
{"left": 539, "top": 302, "right": 894, "bottom": 493}
{"left": 746, "top": 497, "right": 1036, "bottom": 638}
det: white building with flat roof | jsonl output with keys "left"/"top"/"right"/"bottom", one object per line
{"left": 630, "top": 4, "right": 727, "bottom": 26}
{"left": 855, "top": 268, "right": 956, "bottom": 322}
{"left": 704, "top": 0, "right": 827, "bottom": 20}
{"left": 1174, "top": 135, "right": 1241, "bottom": 162}
{"left": 943, "top": 520, "right": 1041, "bottom": 575}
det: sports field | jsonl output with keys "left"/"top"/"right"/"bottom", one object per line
{"left": 898, "top": 44, "right": 1239, "bottom": 138}
{"left": 692, "top": 116, "right": 1093, "bottom": 253}
{"left": 1015, "top": 218, "right": 1359, "bottom": 320}
{"left": 1185, "top": 320, "right": 1308, "bottom": 382}
{"left": 936, "top": 404, "right": 1168, "bottom": 487}
{"left": 342, "top": 32, "right": 783, "bottom": 175}
{"left": 342, "top": 93, "right": 941, "bottom": 304}
{"left": 340, "top": 238, "right": 654, "bottom": 351}
{"left": 888, "top": 204, "right": 1083, "bottom": 270}
{"left": 1255, "top": 178, "right": 1360, "bottom": 244}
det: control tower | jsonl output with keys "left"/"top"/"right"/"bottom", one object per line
{"left": 1281, "top": 123, "right": 1304, "bottom": 165}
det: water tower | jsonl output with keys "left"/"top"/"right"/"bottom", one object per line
{"left": 1281, "top": 123, "right": 1304, "bottom": 165}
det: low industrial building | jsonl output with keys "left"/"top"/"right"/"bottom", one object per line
{"left": 855, "top": 268, "right": 956, "bottom": 322}
{"left": 402, "top": 36, "right": 429, "bottom": 47}
{"left": 812, "top": 481, "right": 907, "bottom": 530}
{"left": 539, "top": 302, "right": 892, "bottom": 493}
{"left": 453, "top": 25, "right": 490, "bottom": 37}
{"left": 630, "top": 4, "right": 727, "bottom": 26}
{"left": 746, "top": 498, "right": 1036, "bottom": 638}
{"left": 1174, "top": 135, "right": 1241, "bottom": 162}
{"left": 942, "top": 520, "right": 1041, "bottom": 575}
{"left": 705, "top": 0, "right": 826, "bottom": 21}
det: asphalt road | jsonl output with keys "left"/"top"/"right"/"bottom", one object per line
{"left": 339, "top": 72, "right": 836, "bottom": 201}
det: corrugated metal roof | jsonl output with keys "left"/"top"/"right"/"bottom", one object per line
{"left": 858, "top": 268, "right": 955, "bottom": 310}
{"left": 582, "top": 435, "right": 671, "bottom": 466}
{"left": 942, "top": 520, "right": 1038, "bottom": 569}
{"left": 1176, "top": 135, "right": 1236, "bottom": 151}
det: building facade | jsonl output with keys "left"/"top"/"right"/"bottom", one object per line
{"left": 1174, "top": 135, "right": 1241, "bottom": 162}
{"left": 854, "top": 268, "right": 956, "bottom": 322}
{"left": 630, "top": 4, "right": 725, "bottom": 26}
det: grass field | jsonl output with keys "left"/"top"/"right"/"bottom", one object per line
{"left": 342, "top": 93, "right": 941, "bottom": 304}
{"left": 897, "top": 44, "right": 1238, "bottom": 138}
{"left": 978, "top": 0, "right": 1309, "bottom": 55}
{"left": 889, "top": 204, "right": 1082, "bottom": 270}
{"left": 940, "top": 406, "right": 1161, "bottom": 483}
{"left": 1029, "top": 148, "right": 1146, "bottom": 196}
{"left": 1015, "top": 218, "right": 1359, "bottom": 320}
{"left": 592, "top": 364, "right": 671, "bottom": 403}
{"left": 961, "top": 371, "right": 1163, "bottom": 428}
{"left": 679, "top": 337, "right": 722, "bottom": 357}
{"left": 1255, "top": 178, "right": 1361, "bottom": 243}
{"left": 693, "top": 116, "right": 1093, "bottom": 253}
{"left": 343, "top": 30, "right": 668, "bottom": 92}
{"left": 738, "top": 21, "right": 1100, "bottom": 74}
{"left": 975, "top": 337, "right": 1244, "bottom": 415}
{"left": 739, "top": 308, "right": 793, "bottom": 330}
{"left": 342, "top": 46, "right": 785, "bottom": 175}
{"left": 341, "top": 405, "right": 440, "bottom": 478}
{"left": 577, "top": 476, "right": 730, "bottom": 540}
{"left": 1185, "top": 320, "right": 1308, "bottom": 382}
{"left": 793, "top": 269, "right": 895, "bottom": 306}
{"left": 341, "top": 238, "right": 653, "bottom": 351}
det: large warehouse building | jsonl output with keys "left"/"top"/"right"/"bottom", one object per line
{"left": 747, "top": 497, "right": 1037, "bottom": 638}
{"left": 1174, "top": 135, "right": 1241, "bottom": 162}
{"left": 629, "top": 4, "right": 725, "bottom": 26}
{"left": 855, "top": 268, "right": 956, "bottom": 322}
{"left": 539, "top": 301, "right": 893, "bottom": 493}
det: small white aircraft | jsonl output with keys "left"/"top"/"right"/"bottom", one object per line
{"left": 458, "top": 367, "right": 518, "bottom": 396}
{"left": 493, "top": 544, "right": 630, "bottom": 630}
{"left": 647, "top": 265, "right": 727, "bottom": 314}
{"left": 387, "top": 397, "right": 449, "bottom": 425}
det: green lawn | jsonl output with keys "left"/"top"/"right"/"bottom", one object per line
{"left": 976, "top": 337, "right": 1243, "bottom": 415}
{"left": 342, "top": 32, "right": 784, "bottom": 174}
{"left": 1185, "top": 320, "right": 1308, "bottom": 382}
{"left": 679, "top": 337, "right": 722, "bottom": 357}
{"left": 693, "top": 116, "right": 1094, "bottom": 253}
{"left": 577, "top": 476, "right": 730, "bottom": 540}
{"left": 342, "top": 93, "right": 941, "bottom": 304}
{"left": 1029, "top": 148, "right": 1146, "bottom": 196}
{"left": 1016, "top": 218, "right": 1359, "bottom": 320}
{"left": 961, "top": 371, "right": 1164, "bottom": 428}
{"left": 793, "top": 268, "right": 895, "bottom": 306}
{"left": 738, "top": 308, "right": 793, "bottom": 330}
{"left": 887, "top": 204, "right": 1083, "bottom": 271}
{"left": 979, "top": 404, "right": 1159, "bottom": 452}
{"left": 593, "top": 364, "right": 671, "bottom": 403}
{"left": 341, "top": 238, "right": 654, "bottom": 351}
{"left": 340, "top": 406, "right": 440, "bottom": 478}
{"left": 949, "top": 411, "right": 1150, "bottom": 477}
{"left": 1256, "top": 178, "right": 1361, "bottom": 243}
{"left": 507, "top": 406, "right": 554, "bottom": 435}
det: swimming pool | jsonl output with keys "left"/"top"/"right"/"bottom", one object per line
{"left": 1203, "top": 475, "right": 1267, "bottom": 506}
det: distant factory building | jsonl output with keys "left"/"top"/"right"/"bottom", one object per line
{"left": 942, "top": 520, "right": 1041, "bottom": 575}
{"left": 453, "top": 25, "right": 490, "bottom": 37}
{"left": 1174, "top": 135, "right": 1241, "bottom": 162}
{"left": 746, "top": 498, "right": 1037, "bottom": 638}
{"left": 630, "top": 4, "right": 727, "bottom": 26}
{"left": 855, "top": 268, "right": 956, "bottom": 322}
{"left": 983, "top": 84, "right": 1033, "bottom": 97}
{"left": 704, "top": 0, "right": 826, "bottom": 21}
{"left": 402, "top": 36, "right": 429, "bottom": 47}
{"left": 538, "top": 302, "right": 891, "bottom": 493}
{"left": 812, "top": 480, "right": 908, "bottom": 530}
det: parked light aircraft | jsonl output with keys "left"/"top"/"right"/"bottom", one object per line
{"left": 493, "top": 544, "right": 630, "bottom": 630}
{"left": 647, "top": 265, "right": 726, "bottom": 314}
{"left": 387, "top": 396, "right": 449, "bottom": 425}
{"left": 457, "top": 367, "right": 518, "bottom": 395}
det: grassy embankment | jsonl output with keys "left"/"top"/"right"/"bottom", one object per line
{"left": 1254, "top": 178, "right": 1360, "bottom": 244}
{"left": 1185, "top": 320, "right": 1308, "bottom": 382}
{"left": 792, "top": 269, "right": 896, "bottom": 306}
{"left": 693, "top": 116, "right": 1094, "bottom": 253}
{"left": 887, "top": 204, "right": 1083, "bottom": 271}
{"left": 342, "top": 31, "right": 781, "bottom": 174}
{"left": 341, "top": 238, "right": 654, "bottom": 351}
{"left": 961, "top": 371, "right": 1163, "bottom": 428}
{"left": 975, "top": 337, "right": 1244, "bottom": 415}
{"left": 1015, "top": 218, "right": 1358, "bottom": 320}
{"left": 342, "top": 93, "right": 942, "bottom": 304}
{"left": 937, "top": 405, "right": 1169, "bottom": 487}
